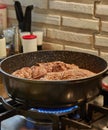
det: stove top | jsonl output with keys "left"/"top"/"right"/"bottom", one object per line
{"left": 1, "top": 114, "right": 108, "bottom": 130}
{"left": 1, "top": 91, "right": 108, "bottom": 130}
{"left": 1, "top": 115, "right": 53, "bottom": 130}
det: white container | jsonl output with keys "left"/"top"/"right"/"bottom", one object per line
{"left": 22, "top": 34, "right": 37, "bottom": 53}
{"left": 33, "top": 31, "right": 43, "bottom": 50}
{"left": 0, "top": 36, "right": 6, "bottom": 58}
{"left": 0, "top": 4, "right": 7, "bottom": 30}
{"left": 20, "top": 32, "right": 31, "bottom": 53}
{"left": 33, "top": 31, "right": 43, "bottom": 46}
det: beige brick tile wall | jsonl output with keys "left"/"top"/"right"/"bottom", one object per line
{"left": 47, "top": 28, "right": 93, "bottom": 44}
{"left": 101, "top": 21, "right": 108, "bottom": 32}
{"left": 16, "top": 0, "right": 48, "bottom": 9}
{"left": 62, "top": 16, "right": 99, "bottom": 31}
{"left": 43, "top": 42, "right": 63, "bottom": 50}
{"left": 0, "top": 0, "right": 48, "bottom": 9}
{"left": 49, "top": 1, "right": 94, "bottom": 15}
{"left": 8, "top": 9, "right": 16, "bottom": 19}
{"left": 0, "top": 0, "right": 14, "bottom": 5}
{"left": 95, "top": 35, "right": 108, "bottom": 46}
{"left": 96, "top": 4, "right": 108, "bottom": 16}
{"left": 65, "top": 46, "right": 98, "bottom": 55}
{"left": 1, "top": 0, "right": 108, "bottom": 61}
{"left": 8, "top": 10, "right": 61, "bottom": 26}
{"left": 100, "top": 52, "right": 108, "bottom": 61}
{"left": 32, "top": 13, "right": 61, "bottom": 25}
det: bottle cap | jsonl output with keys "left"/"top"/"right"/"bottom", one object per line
{"left": 22, "top": 34, "right": 37, "bottom": 40}
{"left": 0, "top": 4, "right": 7, "bottom": 9}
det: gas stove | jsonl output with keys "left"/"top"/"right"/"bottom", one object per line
{"left": 1, "top": 90, "right": 108, "bottom": 130}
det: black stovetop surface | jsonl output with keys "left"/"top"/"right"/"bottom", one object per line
{"left": 1, "top": 94, "right": 108, "bottom": 130}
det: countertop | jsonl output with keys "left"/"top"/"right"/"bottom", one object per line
{"left": 0, "top": 82, "right": 8, "bottom": 98}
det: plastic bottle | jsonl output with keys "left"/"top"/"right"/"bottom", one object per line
{"left": 0, "top": 33, "right": 6, "bottom": 59}
{"left": 22, "top": 34, "right": 37, "bottom": 53}
{"left": 0, "top": 4, "right": 7, "bottom": 30}
{"left": 13, "top": 26, "right": 21, "bottom": 53}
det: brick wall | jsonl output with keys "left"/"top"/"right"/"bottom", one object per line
{"left": 1, "top": 0, "right": 108, "bottom": 61}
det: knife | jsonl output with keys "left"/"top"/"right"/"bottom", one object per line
{"left": 23, "top": 5, "right": 33, "bottom": 32}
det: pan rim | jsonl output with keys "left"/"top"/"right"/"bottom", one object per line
{"left": 0, "top": 50, "right": 108, "bottom": 83}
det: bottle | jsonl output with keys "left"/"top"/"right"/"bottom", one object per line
{"left": 0, "top": 32, "right": 6, "bottom": 59}
{"left": 0, "top": 4, "right": 7, "bottom": 30}
{"left": 13, "top": 26, "right": 22, "bottom": 53}
{"left": 20, "top": 32, "right": 30, "bottom": 53}
{"left": 22, "top": 34, "right": 37, "bottom": 53}
{"left": 33, "top": 31, "right": 43, "bottom": 50}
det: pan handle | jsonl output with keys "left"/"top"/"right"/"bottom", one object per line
{"left": 0, "top": 96, "right": 13, "bottom": 110}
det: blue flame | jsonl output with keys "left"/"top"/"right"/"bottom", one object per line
{"left": 31, "top": 105, "right": 78, "bottom": 114}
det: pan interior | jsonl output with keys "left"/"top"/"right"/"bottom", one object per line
{"left": 1, "top": 50, "right": 107, "bottom": 75}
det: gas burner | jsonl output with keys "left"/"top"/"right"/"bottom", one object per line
{"left": 1, "top": 94, "right": 108, "bottom": 130}
{"left": 30, "top": 105, "right": 78, "bottom": 115}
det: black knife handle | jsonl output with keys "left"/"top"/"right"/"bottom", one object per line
{"left": 23, "top": 5, "right": 33, "bottom": 32}
{"left": 14, "top": 1, "right": 24, "bottom": 31}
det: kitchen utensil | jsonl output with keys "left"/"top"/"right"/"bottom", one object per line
{"left": 14, "top": 1, "right": 33, "bottom": 32}
{"left": 0, "top": 50, "right": 107, "bottom": 108}
{"left": 14, "top": 1, "right": 24, "bottom": 31}
{"left": 23, "top": 5, "right": 33, "bottom": 32}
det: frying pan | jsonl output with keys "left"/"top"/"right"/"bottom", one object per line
{"left": 0, "top": 50, "right": 107, "bottom": 108}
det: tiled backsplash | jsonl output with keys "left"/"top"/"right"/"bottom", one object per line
{"left": 0, "top": 0, "right": 108, "bottom": 61}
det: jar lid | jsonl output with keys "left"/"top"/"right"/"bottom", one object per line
{"left": 0, "top": 4, "right": 7, "bottom": 9}
{"left": 22, "top": 34, "right": 37, "bottom": 40}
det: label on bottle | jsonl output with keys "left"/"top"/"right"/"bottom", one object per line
{"left": 0, "top": 37, "right": 6, "bottom": 58}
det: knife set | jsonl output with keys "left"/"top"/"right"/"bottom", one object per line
{"left": 14, "top": 1, "right": 33, "bottom": 32}
{"left": 14, "top": 1, "right": 43, "bottom": 53}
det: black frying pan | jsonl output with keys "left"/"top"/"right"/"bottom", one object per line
{"left": 0, "top": 50, "right": 107, "bottom": 108}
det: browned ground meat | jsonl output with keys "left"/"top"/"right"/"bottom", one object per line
{"left": 31, "top": 66, "right": 47, "bottom": 79}
{"left": 38, "top": 61, "right": 79, "bottom": 72}
{"left": 12, "top": 67, "right": 32, "bottom": 79}
{"left": 42, "top": 68, "right": 95, "bottom": 80}
{"left": 12, "top": 61, "right": 96, "bottom": 80}
{"left": 41, "top": 72, "right": 63, "bottom": 80}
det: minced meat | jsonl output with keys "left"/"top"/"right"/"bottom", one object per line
{"left": 12, "top": 61, "right": 96, "bottom": 80}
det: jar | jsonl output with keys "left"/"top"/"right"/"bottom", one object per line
{"left": 33, "top": 31, "right": 43, "bottom": 50}
{"left": 0, "top": 4, "right": 7, "bottom": 30}
{"left": 0, "top": 35, "right": 6, "bottom": 59}
{"left": 22, "top": 34, "right": 37, "bottom": 53}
